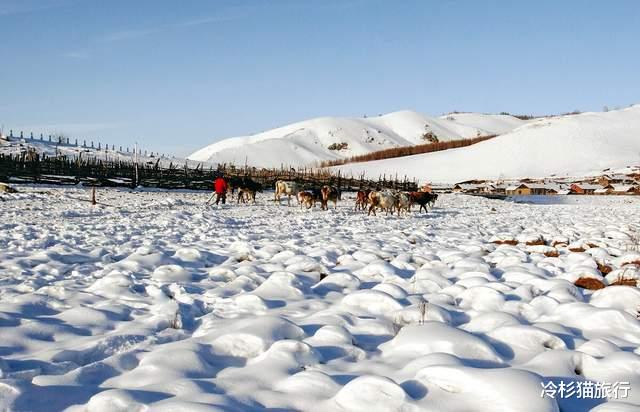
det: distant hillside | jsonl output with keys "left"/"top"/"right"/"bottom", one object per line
{"left": 333, "top": 105, "right": 640, "bottom": 183}
{"left": 0, "top": 136, "right": 202, "bottom": 169}
{"left": 188, "top": 111, "right": 527, "bottom": 168}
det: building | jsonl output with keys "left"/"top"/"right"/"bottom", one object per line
{"left": 493, "top": 184, "right": 509, "bottom": 195}
{"left": 544, "top": 184, "right": 571, "bottom": 195}
{"left": 431, "top": 184, "right": 454, "bottom": 193}
{"left": 594, "top": 186, "right": 613, "bottom": 195}
{"left": 596, "top": 174, "right": 636, "bottom": 186}
{"left": 611, "top": 184, "right": 639, "bottom": 195}
{"left": 570, "top": 183, "right": 602, "bottom": 195}
{"left": 453, "top": 183, "right": 483, "bottom": 193}
{"left": 506, "top": 184, "right": 531, "bottom": 195}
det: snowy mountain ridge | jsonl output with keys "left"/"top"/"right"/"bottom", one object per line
{"left": 188, "top": 110, "right": 528, "bottom": 168}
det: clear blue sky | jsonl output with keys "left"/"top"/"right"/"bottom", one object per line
{"left": 1, "top": 0, "right": 639, "bottom": 156}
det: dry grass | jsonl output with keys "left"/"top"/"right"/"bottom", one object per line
{"left": 628, "top": 231, "right": 640, "bottom": 252}
{"left": 574, "top": 278, "right": 606, "bottom": 290}
{"left": 492, "top": 240, "right": 518, "bottom": 246}
{"left": 319, "top": 135, "right": 496, "bottom": 168}
{"left": 597, "top": 262, "right": 613, "bottom": 275}
{"left": 418, "top": 301, "right": 428, "bottom": 325}
{"left": 169, "top": 310, "right": 183, "bottom": 329}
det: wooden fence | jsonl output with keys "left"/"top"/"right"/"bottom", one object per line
{"left": 0, "top": 153, "right": 417, "bottom": 192}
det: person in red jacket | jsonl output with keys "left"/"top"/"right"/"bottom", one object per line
{"left": 213, "top": 174, "right": 228, "bottom": 205}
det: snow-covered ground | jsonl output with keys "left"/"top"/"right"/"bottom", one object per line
{"left": 188, "top": 111, "right": 527, "bottom": 168}
{"left": 335, "top": 105, "right": 640, "bottom": 183}
{"left": 1, "top": 188, "right": 640, "bottom": 411}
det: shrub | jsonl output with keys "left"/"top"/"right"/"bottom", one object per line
{"left": 328, "top": 142, "right": 349, "bottom": 151}
{"left": 422, "top": 131, "right": 439, "bottom": 143}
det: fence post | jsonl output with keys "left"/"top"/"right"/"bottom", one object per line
{"left": 134, "top": 143, "right": 139, "bottom": 187}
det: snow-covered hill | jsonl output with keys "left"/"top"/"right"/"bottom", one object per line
{"left": 0, "top": 136, "right": 206, "bottom": 168}
{"left": 188, "top": 111, "right": 527, "bottom": 168}
{"left": 335, "top": 105, "right": 640, "bottom": 183}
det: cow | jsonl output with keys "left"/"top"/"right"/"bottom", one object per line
{"left": 275, "top": 180, "right": 301, "bottom": 206}
{"left": 238, "top": 180, "right": 262, "bottom": 203}
{"left": 427, "top": 193, "right": 438, "bottom": 208}
{"left": 408, "top": 191, "right": 438, "bottom": 213}
{"left": 297, "top": 191, "right": 318, "bottom": 209}
{"left": 320, "top": 185, "right": 340, "bottom": 210}
{"left": 226, "top": 177, "right": 240, "bottom": 195}
{"left": 396, "top": 192, "right": 411, "bottom": 215}
{"left": 355, "top": 190, "right": 370, "bottom": 211}
{"left": 368, "top": 190, "right": 398, "bottom": 216}
{"left": 236, "top": 179, "right": 263, "bottom": 204}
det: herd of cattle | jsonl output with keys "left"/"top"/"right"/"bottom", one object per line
{"left": 226, "top": 178, "right": 438, "bottom": 215}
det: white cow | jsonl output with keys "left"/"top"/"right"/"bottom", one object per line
{"left": 396, "top": 192, "right": 411, "bottom": 215}
{"left": 367, "top": 190, "right": 398, "bottom": 216}
{"left": 275, "top": 180, "right": 301, "bottom": 206}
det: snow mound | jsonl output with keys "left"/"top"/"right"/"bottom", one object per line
{"left": 328, "top": 375, "right": 412, "bottom": 412}
{"left": 415, "top": 365, "right": 559, "bottom": 412}
{"left": 380, "top": 323, "right": 503, "bottom": 363}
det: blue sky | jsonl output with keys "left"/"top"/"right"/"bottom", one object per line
{"left": 1, "top": 0, "right": 639, "bottom": 156}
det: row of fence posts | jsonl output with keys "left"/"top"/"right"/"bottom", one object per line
{"left": 0, "top": 135, "right": 419, "bottom": 191}
{"left": 1, "top": 130, "right": 165, "bottom": 158}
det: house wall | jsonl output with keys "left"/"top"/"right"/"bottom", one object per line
{"left": 506, "top": 187, "right": 531, "bottom": 195}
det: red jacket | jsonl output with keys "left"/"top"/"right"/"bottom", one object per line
{"left": 214, "top": 177, "right": 228, "bottom": 194}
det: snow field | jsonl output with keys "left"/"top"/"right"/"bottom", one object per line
{"left": 0, "top": 188, "right": 639, "bottom": 411}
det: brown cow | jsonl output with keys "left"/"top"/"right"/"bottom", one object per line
{"left": 355, "top": 190, "right": 370, "bottom": 211}
{"left": 320, "top": 186, "right": 340, "bottom": 210}
{"left": 297, "top": 191, "right": 318, "bottom": 209}
{"left": 409, "top": 191, "right": 438, "bottom": 213}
